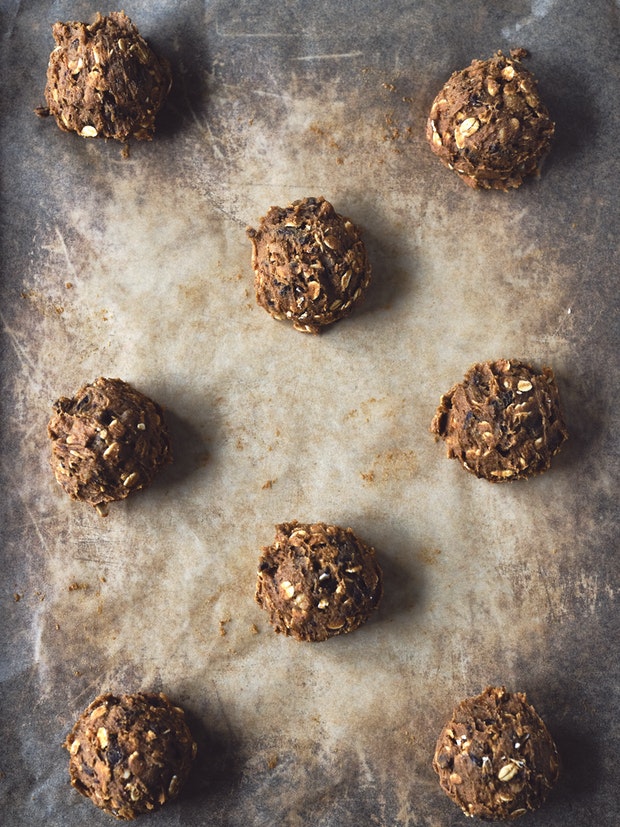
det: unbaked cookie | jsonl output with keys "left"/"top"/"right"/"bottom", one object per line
{"left": 65, "top": 692, "right": 196, "bottom": 820}
{"left": 255, "top": 521, "right": 383, "bottom": 641}
{"left": 431, "top": 359, "right": 567, "bottom": 481}
{"left": 426, "top": 49, "right": 554, "bottom": 190}
{"left": 433, "top": 686, "right": 560, "bottom": 820}
{"left": 247, "top": 196, "right": 371, "bottom": 333}
{"left": 47, "top": 377, "right": 172, "bottom": 512}
{"left": 40, "top": 11, "right": 171, "bottom": 142}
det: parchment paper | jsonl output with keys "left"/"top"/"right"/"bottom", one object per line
{"left": 1, "top": 1, "right": 618, "bottom": 825}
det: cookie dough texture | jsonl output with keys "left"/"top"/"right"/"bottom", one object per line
{"left": 247, "top": 196, "right": 371, "bottom": 333}
{"left": 426, "top": 49, "right": 554, "bottom": 190}
{"left": 433, "top": 686, "right": 560, "bottom": 820}
{"left": 43, "top": 11, "right": 171, "bottom": 141}
{"left": 431, "top": 359, "right": 567, "bottom": 481}
{"left": 64, "top": 692, "right": 196, "bottom": 820}
{"left": 48, "top": 377, "right": 171, "bottom": 510}
{"left": 256, "top": 521, "right": 383, "bottom": 641}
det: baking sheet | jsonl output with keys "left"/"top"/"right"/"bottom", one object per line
{"left": 1, "top": 1, "right": 618, "bottom": 824}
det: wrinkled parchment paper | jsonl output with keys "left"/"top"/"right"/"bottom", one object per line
{"left": 1, "top": 2, "right": 618, "bottom": 825}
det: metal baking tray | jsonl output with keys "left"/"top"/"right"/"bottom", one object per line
{"left": 1, "top": 2, "right": 617, "bottom": 824}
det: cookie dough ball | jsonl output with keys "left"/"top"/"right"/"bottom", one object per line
{"left": 431, "top": 359, "right": 567, "bottom": 481}
{"left": 42, "top": 11, "right": 171, "bottom": 141}
{"left": 426, "top": 49, "right": 554, "bottom": 190}
{"left": 255, "top": 521, "right": 383, "bottom": 641}
{"left": 247, "top": 196, "right": 371, "bottom": 333}
{"left": 433, "top": 686, "right": 560, "bottom": 820}
{"left": 47, "top": 377, "right": 172, "bottom": 512}
{"left": 64, "top": 692, "right": 196, "bottom": 820}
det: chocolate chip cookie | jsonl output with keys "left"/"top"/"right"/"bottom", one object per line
{"left": 427, "top": 49, "right": 554, "bottom": 190}
{"left": 40, "top": 11, "right": 171, "bottom": 142}
{"left": 65, "top": 692, "right": 196, "bottom": 820}
{"left": 247, "top": 197, "right": 371, "bottom": 333}
{"left": 48, "top": 377, "right": 171, "bottom": 512}
{"left": 433, "top": 686, "right": 560, "bottom": 820}
{"left": 256, "top": 521, "right": 383, "bottom": 641}
{"left": 431, "top": 359, "right": 567, "bottom": 481}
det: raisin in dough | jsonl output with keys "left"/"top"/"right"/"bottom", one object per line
{"left": 431, "top": 359, "right": 567, "bottom": 481}
{"left": 255, "top": 521, "right": 383, "bottom": 641}
{"left": 48, "top": 377, "right": 171, "bottom": 511}
{"left": 433, "top": 686, "right": 560, "bottom": 820}
{"left": 426, "top": 49, "right": 554, "bottom": 190}
{"left": 247, "top": 196, "right": 371, "bottom": 333}
{"left": 41, "top": 11, "right": 171, "bottom": 141}
{"left": 65, "top": 692, "right": 196, "bottom": 820}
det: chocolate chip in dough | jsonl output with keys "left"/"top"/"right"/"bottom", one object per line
{"left": 433, "top": 686, "right": 560, "bottom": 820}
{"left": 256, "top": 521, "right": 383, "bottom": 641}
